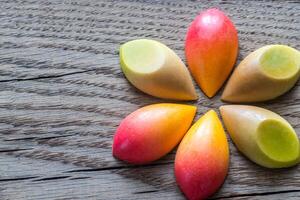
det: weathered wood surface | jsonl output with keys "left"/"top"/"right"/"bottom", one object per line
{"left": 0, "top": 0, "right": 300, "bottom": 199}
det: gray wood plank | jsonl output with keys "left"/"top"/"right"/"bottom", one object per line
{"left": 0, "top": 0, "right": 300, "bottom": 199}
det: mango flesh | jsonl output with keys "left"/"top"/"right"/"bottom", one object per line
{"left": 175, "top": 110, "right": 229, "bottom": 200}
{"left": 220, "top": 105, "right": 300, "bottom": 168}
{"left": 185, "top": 8, "right": 238, "bottom": 98}
{"left": 222, "top": 45, "right": 300, "bottom": 102}
{"left": 113, "top": 103, "right": 197, "bottom": 164}
{"left": 257, "top": 119, "right": 299, "bottom": 163}
{"left": 120, "top": 39, "right": 197, "bottom": 100}
{"left": 260, "top": 45, "right": 299, "bottom": 79}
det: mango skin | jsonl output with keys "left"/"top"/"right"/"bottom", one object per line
{"left": 185, "top": 8, "right": 238, "bottom": 98}
{"left": 113, "top": 103, "right": 196, "bottom": 164}
{"left": 220, "top": 105, "right": 300, "bottom": 168}
{"left": 175, "top": 110, "right": 229, "bottom": 200}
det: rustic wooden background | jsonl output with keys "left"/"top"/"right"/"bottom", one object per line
{"left": 0, "top": 0, "right": 299, "bottom": 199}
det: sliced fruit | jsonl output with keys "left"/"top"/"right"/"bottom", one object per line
{"left": 113, "top": 103, "right": 197, "bottom": 164}
{"left": 120, "top": 39, "right": 197, "bottom": 100}
{"left": 222, "top": 45, "right": 300, "bottom": 102}
{"left": 220, "top": 105, "right": 300, "bottom": 168}
{"left": 175, "top": 110, "right": 229, "bottom": 200}
{"left": 185, "top": 8, "right": 238, "bottom": 98}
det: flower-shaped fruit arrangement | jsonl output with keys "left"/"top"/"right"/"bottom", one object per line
{"left": 112, "top": 8, "right": 300, "bottom": 200}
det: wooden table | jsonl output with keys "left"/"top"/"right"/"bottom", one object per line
{"left": 1, "top": 0, "right": 299, "bottom": 199}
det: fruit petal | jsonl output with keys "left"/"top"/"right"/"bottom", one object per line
{"left": 222, "top": 45, "right": 300, "bottom": 102}
{"left": 185, "top": 8, "right": 238, "bottom": 98}
{"left": 175, "top": 110, "right": 229, "bottom": 199}
{"left": 220, "top": 105, "right": 300, "bottom": 168}
{"left": 113, "top": 103, "right": 197, "bottom": 164}
{"left": 120, "top": 39, "right": 197, "bottom": 100}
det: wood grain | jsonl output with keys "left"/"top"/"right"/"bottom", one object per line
{"left": 0, "top": 0, "right": 300, "bottom": 199}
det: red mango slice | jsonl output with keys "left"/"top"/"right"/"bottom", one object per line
{"left": 113, "top": 103, "right": 197, "bottom": 164}
{"left": 175, "top": 110, "right": 229, "bottom": 200}
{"left": 185, "top": 8, "right": 238, "bottom": 98}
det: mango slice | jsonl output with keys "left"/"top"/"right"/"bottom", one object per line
{"left": 220, "top": 105, "right": 300, "bottom": 168}
{"left": 185, "top": 8, "right": 238, "bottom": 98}
{"left": 222, "top": 45, "right": 300, "bottom": 102}
{"left": 113, "top": 103, "right": 197, "bottom": 164}
{"left": 175, "top": 110, "right": 229, "bottom": 199}
{"left": 120, "top": 39, "right": 197, "bottom": 100}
